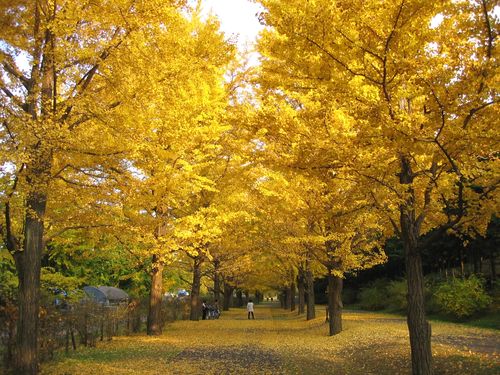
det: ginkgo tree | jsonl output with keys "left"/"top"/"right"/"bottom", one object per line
{"left": 252, "top": 159, "right": 385, "bottom": 334}
{"left": 0, "top": 0, "right": 235, "bottom": 372}
{"left": 257, "top": 0, "right": 498, "bottom": 374}
{"left": 298, "top": 177, "right": 386, "bottom": 335}
{"left": 108, "top": 12, "right": 234, "bottom": 332}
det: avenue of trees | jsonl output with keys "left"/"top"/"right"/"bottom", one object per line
{"left": 0, "top": 1, "right": 498, "bottom": 375}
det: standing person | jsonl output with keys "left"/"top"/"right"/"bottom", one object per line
{"left": 247, "top": 299, "right": 255, "bottom": 319}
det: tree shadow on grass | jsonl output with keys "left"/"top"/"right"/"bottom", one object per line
{"left": 172, "top": 345, "right": 287, "bottom": 375}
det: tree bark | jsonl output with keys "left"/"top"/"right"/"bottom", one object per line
{"left": 283, "top": 288, "right": 290, "bottom": 310}
{"left": 14, "top": 191, "right": 47, "bottom": 375}
{"left": 222, "top": 282, "right": 233, "bottom": 311}
{"left": 400, "top": 155, "right": 433, "bottom": 375}
{"left": 213, "top": 259, "right": 221, "bottom": 302}
{"left": 147, "top": 255, "right": 164, "bottom": 335}
{"left": 306, "top": 259, "right": 316, "bottom": 320}
{"left": 290, "top": 280, "right": 296, "bottom": 312}
{"left": 244, "top": 290, "right": 249, "bottom": 304}
{"left": 297, "top": 269, "right": 305, "bottom": 314}
{"left": 327, "top": 273, "right": 343, "bottom": 336}
{"left": 405, "top": 242, "right": 432, "bottom": 375}
{"left": 189, "top": 255, "right": 203, "bottom": 321}
{"left": 236, "top": 290, "right": 243, "bottom": 307}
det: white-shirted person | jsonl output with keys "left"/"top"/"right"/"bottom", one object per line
{"left": 247, "top": 299, "right": 255, "bottom": 319}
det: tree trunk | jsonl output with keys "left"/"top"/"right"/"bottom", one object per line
{"left": 306, "top": 261, "right": 316, "bottom": 320}
{"left": 283, "top": 288, "right": 290, "bottom": 310}
{"left": 244, "top": 290, "right": 249, "bottom": 304}
{"left": 400, "top": 155, "right": 433, "bottom": 375}
{"left": 223, "top": 282, "right": 233, "bottom": 311}
{"left": 297, "top": 270, "right": 305, "bottom": 315}
{"left": 236, "top": 290, "right": 243, "bottom": 307}
{"left": 290, "top": 280, "right": 296, "bottom": 312}
{"left": 327, "top": 273, "right": 342, "bottom": 336}
{"left": 213, "top": 260, "right": 221, "bottom": 302}
{"left": 489, "top": 247, "right": 496, "bottom": 282}
{"left": 147, "top": 255, "right": 164, "bottom": 335}
{"left": 14, "top": 191, "right": 47, "bottom": 375}
{"left": 189, "top": 255, "right": 203, "bottom": 321}
{"left": 255, "top": 291, "right": 262, "bottom": 303}
{"left": 405, "top": 244, "right": 432, "bottom": 375}
{"left": 472, "top": 245, "right": 480, "bottom": 274}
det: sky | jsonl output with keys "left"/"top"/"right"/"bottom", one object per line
{"left": 200, "top": 0, "right": 264, "bottom": 49}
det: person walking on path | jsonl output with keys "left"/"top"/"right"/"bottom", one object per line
{"left": 247, "top": 299, "right": 255, "bottom": 319}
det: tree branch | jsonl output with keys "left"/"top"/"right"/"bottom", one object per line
{"left": 0, "top": 52, "right": 30, "bottom": 89}
{"left": 43, "top": 224, "right": 113, "bottom": 247}
{"left": 295, "top": 32, "right": 382, "bottom": 86}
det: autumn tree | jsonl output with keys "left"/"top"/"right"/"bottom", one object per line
{"left": 108, "top": 12, "right": 234, "bottom": 330}
{"left": 252, "top": 162, "right": 385, "bottom": 333}
{"left": 0, "top": 0, "right": 235, "bottom": 371}
{"left": 257, "top": 0, "right": 498, "bottom": 373}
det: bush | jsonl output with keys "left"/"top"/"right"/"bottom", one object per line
{"left": 342, "top": 287, "right": 358, "bottom": 305}
{"left": 358, "top": 279, "right": 389, "bottom": 310}
{"left": 0, "top": 255, "right": 17, "bottom": 304}
{"left": 386, "top": 280, "right": 407, "bottom": 311}
{"left": 433, "top": 275, "right": 492, "bottom": 319}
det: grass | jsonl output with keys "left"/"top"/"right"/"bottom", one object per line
{"left": 33, "top": 303, "right": 500, "bottom": 374}
{"left": 344, "top": 302, "right": 500, "bottom": 331}
{"left": 462, "top": 312, "right": 500, "bottom": 330}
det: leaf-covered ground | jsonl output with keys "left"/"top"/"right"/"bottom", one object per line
{"left": 41, "top": 303, "right": 499, "bottom": 374}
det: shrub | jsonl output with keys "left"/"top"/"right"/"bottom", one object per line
{"left": 0, "top": 255, "right": 17, "bottom": 303}
{"left": 433, "top": 275, "right": 492, "bottom": 319}
{"left": 386, "top": 280, "right": 407, "bottom": 311}
{"left": 342, "top": 288, "right": 358, "bottom": 305}
{"left": 358, "top": 279, "right": 389, "bottom": 310}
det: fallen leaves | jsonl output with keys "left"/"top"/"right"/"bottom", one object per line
{"left": 40, "top": 305, "right": 499, "bottom": 374}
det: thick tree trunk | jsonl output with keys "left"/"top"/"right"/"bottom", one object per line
{"left": 327, "top": 273, "right": 342, "bottom": 336}
{"left": 405, "top": 243, "right": 432, "bottom": 375}
{"left": 222, "top": 282, "right": 233, "bottom": 311}
{"left": 400, "top": 155, "right": 433, "bottom": 375}
{"left": 290, "top": 280, "right": 296, "bottom": 311}
{"left": 189, "top": 255, "right": 203, "bottom": 321}
{"left": 147, "top": 255, "right": 164, "bottom": 335}
{"left": 306, "top": 261, "right": 316, "bottom": 320}
{"left": 14, "top": 191, "right": 47, "bottom": 375}
{"left": 297, "top": 270, "right": 305, "bottom": 315}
